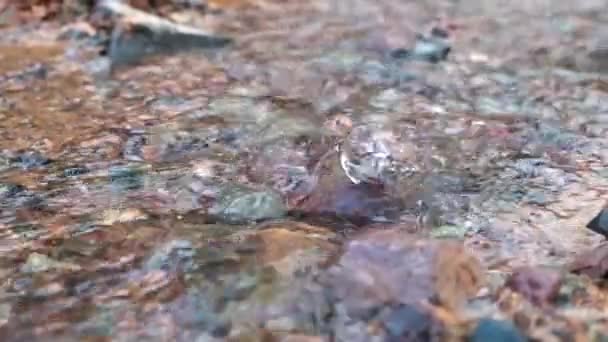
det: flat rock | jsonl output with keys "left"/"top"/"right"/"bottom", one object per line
{"left": 238, "top": 221, "right": 341, "bottom": 276}
{"left": 322, "top": 228, "right": 484, "bottom": 313}
{"left": 96, "top": 0, "right": 232, "bottom": 69}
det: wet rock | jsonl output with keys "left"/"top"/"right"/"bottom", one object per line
{"left": 0, "top": 183, "right": 42, "bottom": 209}
{"left": 265, "top": 316, "right": 299, "bottom": 332}
{"left": 0, "top": 182, "right": 26, "bottom": 200}
{"left": 0, "top": 3, "right": 18, "bottom": 27}
{"left": 98, "top": 0, "right": 232, "bottom": 69}
{"left": 323, "top": 229, "right": 484, "bottom": 314}
{"left": 0, "top": 153, "right": 10, "bottom": 172}
{"left": 379, "top": 304, "right": 434, "bottom": 341}
{"left": 297, "top": 180, "right": 403, "bottom": 225}
{"left": 144, "top": 239, "right": 195, "bottom": 272}
{"left": 586, "top": 208, "right": 608, "bottom": 238}
{"left": 430, "top": 27, "right": 449, "bottom": 39}
{"left": 221, "top": 273, "right": 259, "bottom": 301}
{"left": 108, "top": 165, "right": 144, "bottom": 191}
{"left": 11, "top": 151, "right": 51, "bottom": 170}
{"left": 239, "top": 222, "right": 340, "bottom": 276}
{"left": 247, "top": 134, "right": 326, "bottom": 205}
{"left": 128, "top": 269, "right": 185, "bottom": 302}
{"left": 505, "top": 267, "right": 562, "bottom": 306}
{"left": 553, "top": 37, "right": 608, "bottom": 74}
{"left": 313, "top": 51, "right": 365, "bottom": 74}
{"left": 570, "top": 243, "right": 608, "bottom": 279}
{"left": 32, "top": 282, "right": 65, "bottom": 299}
{"left": 276, "top": 335, "right": 324, "bottom": 342}
{"left": 57, "top": 21, "right": 97, "bottom": 41}
{"left": 0, "top": 303, "right": 11, "bottom": 328}
{"left": 475, "top": 97, "right": 524, "bottom": 117}
{"left": 123, "top": 133, "right": 147, "bottom": 161}
{"left": 142, "top": 121, "right": 236, "bottom": 162}
{"left": 339, "top": 122, "right": 425, "bottom": 186}
{"left": 99, "top": 207, "right": 148, "bottom": 225}
{"left": 431, "top": 224, "right": 469, "bottom": 239}
{"left": 20, "top": 253, "right": 80, "bottom": 273}
{"left": 470, "top": 319, "right": 527, "bottom": 342}
{"left": 256, "top": 116, "right": 322, "bottom": 145}
{"left": 369, "top": 88, "right": 406, "bottom": 110}
{"left": 84, "top": 57, "right": 113, "bottom": 80}
{"left": 62, "top": 166, "right": 89, "bottom": 177}
{"left": 390, "top": 35, "right": 451, "bottom": 63}
{"left": 209, "top": 184, "right": 287, "bottom": 224}
{"left": 148, "top": 95, "right": 201, "bottom": 115}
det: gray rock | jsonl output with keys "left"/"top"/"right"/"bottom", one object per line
{"left": 470, "top": 319, "right": 527, "bottom": 342}
{"left": 144, "top": 239, "right": 195, "bottom": 271}
{"left": 108, "top": 165, "right": 145, "bottom": 191}
{"left": 20, "top": 253, "right": 79, "bottom": 273}
{"left": 210, "top": 184, "right": 287, "bottom": 224}
{"left": 97, "top": 0, "right": 232, "bottom": 69}
{"left": 587, "top": 209, "right": 608, "bottom": 238}
{"left": 431, "top": 225, "right": 469, "bottom": 239}
{"left": 390, "top": 35, "right": 451, "bottom": 63}
{"left": 380, "top": 304, "right": 433, "bottom": 340}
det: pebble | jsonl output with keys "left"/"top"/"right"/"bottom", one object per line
{"left": 210, "top": 184, "right": 287, "bottom": 224}
{"left": 470, "top": 319, "right": 527, "bottom": 342}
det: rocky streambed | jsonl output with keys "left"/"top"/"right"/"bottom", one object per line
{"left": 1, "top": 0, "right": 608, "bottom": 341}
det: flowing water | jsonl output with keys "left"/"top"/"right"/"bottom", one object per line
{"left": 1, "top": 0, "right": 608, "bottom": 340}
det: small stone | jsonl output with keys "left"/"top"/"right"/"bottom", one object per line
{"left": 98, "top": 0, "right": 232, "bottom": 69}
{"left": 20, "top": 253, "right": 56, "bottom": 273}
{"left": 586, "top": 208, "right": 608, "bottom": 238}
{"left": 0, "top": 303, "right": 11, "bottom": 327}
{"left": 369, "top": 88, "right": 404, "bottom": 110}
{"left": 323, "top": 229, "right": 484, "bottom": 314}
{"left": 431, "top": 225, "right": 469, "bottom": 239}
{"left": 108, "top": 165, "right": 144, "bottom": 191}
{"left": 570, "top": 243, "right": 608, "bottom": 279}
{"left": 431, "top": 27, "right": 449, "bottom": 39}
{"left": 20, "top": 253, "right": 80, "bottom": 273}
{"left": 58, "top": 21, "right": 97, "bottom": 40}
{"left": 506, "top": 267, "right": 562, "bottom": 306}
{"left": 222, "top": 273, "right": 258, "bottom": 301}
{"left": 63, "top": 166, "right": 89, "bottom": 177}
{"left": 266, "top": 316, "right": 298, "bottom": 332}
{"left": 0, "top": 183, "right": 25, "bottom": 200}
{"left": 239, "top": 222, "right": 339, "bottom": 276}
{"left": 144, "top": 239, "right": 194, "bottom": 271}
{"left": 11, "top": 151, "right": 51, "bottom": 170}
{"left": 278, "top": 335, "right": 324, "bottom": 342}
{"left": 390, "top": 35, "right": 451, "bottom": 63}
{"left": 210, "top": 184, "right": 287, "bottom": 224}
{"left": 470, "top": 319, "right": 527, "bottom": 342}
{"left": 32, "top": 282, "right": 65, "bottom": 298}
{"left": 381, "top": 304, "right": 432, "bottom": 340}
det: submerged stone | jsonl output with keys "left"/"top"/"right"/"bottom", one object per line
{"left": 20, "top": 253, "right": 80, "bottom": 273}
{"left": 390, "top": 35, "right": 451, "bottom": 63}
{"left": 210, "top": 184, "right": 287, "bottom": 224}
{"left": 586, "top": 208, "right": 608, "bottom": 238}
{"left": 11, "top": 151, "right": 51, "bottom": 170}
{"left": 470, "top": 319, "right": 527, "bottom": 342}
{"left": 380, "top": 304, "right": 433, "bottom": 340}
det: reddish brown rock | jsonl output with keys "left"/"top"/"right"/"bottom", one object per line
{"left": 505, "top": 267, "right": 562, "bottom": 306}
{"left": 570, "top": 243, "right": 608, "bottom": 279}
{"left": 322, "top": 228, "right": 484, "bottom": 312}
{"left": 239, "top": 221, "right": 341, "bottom": 276}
